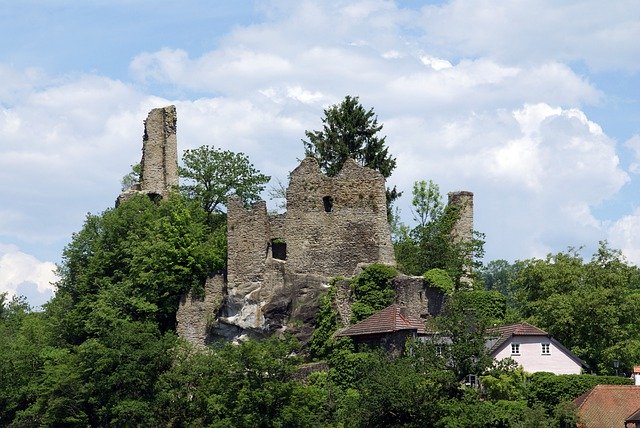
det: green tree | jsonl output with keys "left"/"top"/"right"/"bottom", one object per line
{"left": 180, "top": 145, "right": 270, "bottom": 214}
{"left": 395, "top": 180, "right": 485, "bottom": 285}
{"left": 350, "top": 264, "right": 398, "bottom": 323}
{"left": 500, "top": 242, "right": 640, "bottom": 372}
{"left": 435, "top": 291, "right": 494, "bottom": 382}
{"left": 56, "top": 193, "right": 225, "bottom": 340}
{"left": 120, "top": 162, "right": 141, "bottom": 191}
{"left": 303, "top": 95, "right": 399, "bottom": 214}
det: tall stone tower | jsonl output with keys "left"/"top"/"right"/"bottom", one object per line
{"left": 447, "top": 191, "right": 474, "bottom": 285}
{"left": 140, "top": 105, "right": 178, "bottom": 196}
{"left": 116, "top": 105, "right": 178, "bottom": 205}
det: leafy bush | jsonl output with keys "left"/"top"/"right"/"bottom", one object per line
{"left": 424, "top": 268, "right": 454, "bottom": 294}
{"left": 526, "top": 372, "right": 632, "bottom": 412}
{"left": 350, "top": 264, "right": 398, "bottom": 323}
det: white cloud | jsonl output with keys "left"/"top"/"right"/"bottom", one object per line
{"left": 1, "top": 0, "right": 638, "bottom": 308}
{"left": 608, "top": 208, "right": 640, "bottom": 264}
{"left": 419, "top": 0, "right": 640, "bottom": 72}
{"left": 386, "top": 102, "right": 627, "bottom": 261}
{"left": 625, "top": 134, "right": 640, "bottom": 174}
{"left": 0, "top": 243, "right": 58, "bottom": 301}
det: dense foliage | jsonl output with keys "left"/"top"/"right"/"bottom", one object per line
{"left": 480, "top": 242, "right": 640, "bottom": 374}
{"left": 180, "top": 145, "right": 270, "bottom": 214}
{"left": 394, "top": 180, "right": 485, "bottom": 285}
{"left": 3, "top": 119, "right": 638, "bottom": 425}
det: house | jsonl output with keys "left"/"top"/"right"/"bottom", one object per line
{"left": 335, "top": 304, "right": 426, "bottom": 355}
{"left": 486, "top": 322, "right": 587, "bottom": 374}
{"left": 633, "top": 366, "right": 640, "bottom": 386}
{"left": 574, "top": 385, "right": 640, "bottom": 428}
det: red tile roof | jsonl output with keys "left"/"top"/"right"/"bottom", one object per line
{"left": 574, "top": 385, "right": 640, "bottom": 428}
{"left": 486, "top": 322, "right": 549, "bottom": 353}
{"left": 336, "top": 304, "right": 426, "bottom": 337}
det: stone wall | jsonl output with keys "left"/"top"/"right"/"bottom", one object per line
{"left": 448, "top": 191, "right": 473, "bottom": 245}
{"left": 140, "top": 105, "right": 178, "bottom": 196}
{"left": 448, "top": 191, "right": 474, "bottom": 284}
{"left": 216, "top": 157, "right": 396, "bottom": 341}
{"left": 394, "top": 275, "right": 445, "bottom": 320}
{"left": 283, "top": 157, "right": 395, "bottom": 277}
{"left": 116, "top": 105, "right": 178, "bottom": 206}
{"left": 175, "top": 274, "right": 225, "bottom": 347}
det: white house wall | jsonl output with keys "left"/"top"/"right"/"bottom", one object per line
{"left": 492, "top": 336, "right": 582, "bottom": 375}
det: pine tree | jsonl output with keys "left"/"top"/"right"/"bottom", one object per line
{"left": 303, "top": 95, "right": 399, "bottom": 212}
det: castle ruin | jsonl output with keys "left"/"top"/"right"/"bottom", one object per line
{"left": 117, "top": 105, "right": 178, "bottom": 205}
{"left": 118, "top": 106, "right": 476, "bottom": 346}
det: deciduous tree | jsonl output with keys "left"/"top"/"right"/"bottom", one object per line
{"left": 180, "top": 145, "right": 270, "bottom": 214}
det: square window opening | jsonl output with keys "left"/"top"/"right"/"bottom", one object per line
{"left": 271, "top": 239, "right": 287, "bottom": 261}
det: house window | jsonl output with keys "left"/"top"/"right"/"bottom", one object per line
{"left": 465, "top": 374, "right": 478, "bottom": 388}
{"left": 435, "top": 345, "right": 443, "bottom": 357}
{"left": 541, "top": 343, "right": 550, "bottom": 355}
{"left": 511, "top": 343, "right": 520, "bottom": 355}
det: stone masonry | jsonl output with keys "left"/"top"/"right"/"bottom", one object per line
{"left": 116, "top": 105, "right": 178, "bottom": 205}
{"left": 448, "top": 191, "right": 474, "bottom": 284}
{"left": 140, "top": 105, "right": 178, "bottom": 196}
{"left": 213, "top": 157, "right": 396, "bottom": 342}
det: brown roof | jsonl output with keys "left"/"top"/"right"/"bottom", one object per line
{"left": 574, "top": 385, "right": 640, "bottom": 428}
{"left": 336, "top": 304, "right": 426, "bottom": 337}
{"left": 633, "top": 366, "right": 640, "bottom": 374}
{"left": 627, "top": 408, "right": 640, "bottom": 423}
{"left": 486, "top": 322, "right": 549, "bottom": 353}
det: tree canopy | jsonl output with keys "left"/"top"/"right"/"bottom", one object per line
{"left": 394, "top": 179, "right": 485, "bottom": 286}
{"left": 179, "top": 145, "right": 270, "bottom": 214}
{"left": 480, "top": 242, "right": 640, "bottom": 374}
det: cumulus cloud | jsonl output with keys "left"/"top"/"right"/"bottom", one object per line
{"left": 386, "top": 102, "right": 627, "bottom": 260}
{"left": 625, "top": 134, "right": 640, "bottom": 174}
{"left": 608, "top": 209, "right": 640, "bottom": 264}
{"left": 0, "top": 243, "right": 58, "bottom": 305}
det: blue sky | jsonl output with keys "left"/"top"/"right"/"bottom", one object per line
{"left": 1, "top": 0, "right": 639, "bottom": 307}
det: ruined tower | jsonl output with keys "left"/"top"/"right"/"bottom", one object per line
{"left": 140, "top": 105, "right": 178, "bottom": 196}
{"left": 116, "top": 105, "right": 178, "bottom": 205}
{"left": 447, "top": 191, "right": 474, "bottom": 284}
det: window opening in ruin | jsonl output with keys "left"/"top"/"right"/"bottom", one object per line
{"left": 271, "top": 238, "right": 287, "bottom": 260}
{"left": 323, "top": 196, "right": 333, "bottom": 212}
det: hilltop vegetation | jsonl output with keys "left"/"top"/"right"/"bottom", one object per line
{"left": 2, "top": 97, "right": 639, "bottom": 426}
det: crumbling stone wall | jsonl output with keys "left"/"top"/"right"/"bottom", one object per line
{"left": 140, "top": 105, "right": 178, "bottom": 195}
{"left": 448, "top": 191, "right": 473, "bottom": 245}
{"left": 448, "top": 191, "right": 474, "bottom": 284}
{"left": 116, "top": 105, "right": 178, "bottom": 205}
{"left": 218, "top": 157, "right": 396, "bottom": 341}
{"left": 282, "top": 157, "right": 395, "bottom": 277}
{"left": 393, "top": 275, "right": 445, "bottom": 320}
{"left": 176, "top": 274, "right": 225, "bottom": 347}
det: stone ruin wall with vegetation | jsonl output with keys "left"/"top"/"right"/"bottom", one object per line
{"left": 211, "top": 156, "right": 398, "bottom": 342}
{"left": 121, "top": 105, "right": 472, "bottom": 346}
